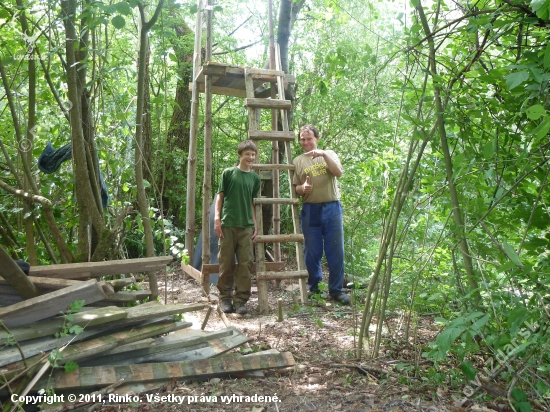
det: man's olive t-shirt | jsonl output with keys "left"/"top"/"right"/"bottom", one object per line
{"left": 293, "top": 150, "right": 340, "bottom": 203}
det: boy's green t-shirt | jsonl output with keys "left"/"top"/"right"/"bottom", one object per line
{"left": 218, "top": 167, "right": 261, "bottom": 228}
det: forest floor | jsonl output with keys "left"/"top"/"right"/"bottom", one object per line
{"left": 97, "top": 265, "right": 514, "bottom": 412}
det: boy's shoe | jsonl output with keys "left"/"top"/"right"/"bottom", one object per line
{"left": 220, "top": 300, "right": 234, "bottom": 313}
{"left": 332, "top": 292, "right": 351, "bottom": 305}
{"left": 234, "top": 302, "right": 247, "bottom": 315}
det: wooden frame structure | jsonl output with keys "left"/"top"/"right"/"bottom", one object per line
{"left": 182, "top": 0, "right": 308, "bottom": 314}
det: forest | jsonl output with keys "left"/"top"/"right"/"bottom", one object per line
{"left": 0, "top": 0, "right": 549, "bottom": 410}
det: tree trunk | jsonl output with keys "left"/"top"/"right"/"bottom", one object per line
{"left": 136, "top": 0, "right": 165, "bottom": 300}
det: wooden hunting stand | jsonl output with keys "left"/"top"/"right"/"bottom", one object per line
{"left": 182, "top": 0, "right": 308, "bottom": 314}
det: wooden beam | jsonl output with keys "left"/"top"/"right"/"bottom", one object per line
{"left": 181, "top": 263, "right": 210, "bottom": 295}
{"left": 256, "top": 270, "right": 309, "bottom": 281}
{"left": 0, "top": 245, "right": 40, "bottom": 299}
{"left": 3, "top": 321, "right": 191, "bottom": 381}
{"left": 201, "top": 261, "right": 285, "bottom": 275}
{"left": 40, "top": 351, "right": 295, "bottom": 389}
{"left": 244, "top": 98, "right": 291, "bottom": 110}
{"left": 0, "top": 306, "right": 127, "bottom": 345}
{"left": 29, "top": 256, "right": 173, "bottom": 279}
{"left": 79, "top": 329, "right": 247, "bottom": 366}
{"left": 0, "top": 279, "right": 110, "bottom": 327}
{"left": 254, "top": 234, "right": 304, "bottom": 243}
{"left": 0, "top": 276, "right": 81, "bottom": 292}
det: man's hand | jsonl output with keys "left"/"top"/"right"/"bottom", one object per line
{"left": 305, "top": 149, "right": 325, "bottom": 159}
{"left": 302, "top": 176, "right": 312, "bottom": 194}
{"left": 214, "top": 218, "right": 224, "bottom": 239}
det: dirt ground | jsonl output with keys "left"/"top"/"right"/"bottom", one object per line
{"left": 94, "top": 267, "right": 517, "bottom": 412}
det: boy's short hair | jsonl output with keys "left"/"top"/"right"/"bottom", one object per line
{"left": 238, "top": 140, "right": 258, "bottom": 155}
{"left": 299, "top": 124, "right": 319, "bottom": 138}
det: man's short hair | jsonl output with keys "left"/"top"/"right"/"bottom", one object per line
{"left": 238, "top": 140, "right": 258, "bottom": 155}
{"left": 299, "top": 124, "right": 319, "bottom": 138}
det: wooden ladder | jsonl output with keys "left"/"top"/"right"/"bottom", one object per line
{"left": 244, "top": 62, "right": 308, "bottom": 315}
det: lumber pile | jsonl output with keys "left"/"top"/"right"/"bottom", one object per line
{"left": 0, "top": 261, "right": 296, "bottom": 410}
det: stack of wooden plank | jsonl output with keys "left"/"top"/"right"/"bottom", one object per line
{"left": 0, "top": 260, "right": 295, "bottom": 410}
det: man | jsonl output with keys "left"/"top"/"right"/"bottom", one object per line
{"left": 293, "top": 125, "right": 350, "bottom": 304}
{"left": 214, "top": 140, "right": 261, "bottom": 315}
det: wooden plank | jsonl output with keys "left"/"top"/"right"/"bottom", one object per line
{"left": 181, "top": 262, "right": 210, "bottom": 294}
{"left": 253, "top": 197, "right": 300, "bottom": 205}
{"left": 2, "top": 321, "right": 191, "bottom": 381}
{"left": 0, "top": 306, "right": 127, "bottom": 346}
{"left": 201, "top": 261, "right": 285, "bottom": 275}
{"left": 254, "top": 234, "right": 304, "bottom": 243}
{"left": 106, "top": 276, "right": 136, "bottom": 292}
{"left": 0, "top": 279, "right": 109, "bottom": 327}
{"left": 102, "top": 290, "right": 152, "bottom": 303}
{"left": 29, "top": 256, "right": 173, "bottom": 279}
{"left": 244, "top": 98, "right": 291, "bottom": 110}
{"left": 248, "top": 130, "right": 296, "bottom": 142}
{"left": 256, "top": 270, "right": 309, "bottom": 281}
{"left": 0, "top": 276, "right": 81, "bottom": 292}
{"left": 79, "top": 329, "right": 247, "bottom": 366}
{"left": 40, "top": 351, "right": 295, "bottom": 390}
{"left": 251, "top": 164, "right": 295, "bottom": 171}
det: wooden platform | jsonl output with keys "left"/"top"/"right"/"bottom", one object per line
{"left": 192, "top": 61, "right": 295, "bottom": 98}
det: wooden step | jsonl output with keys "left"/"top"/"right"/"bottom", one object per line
{"left": 253, "top": 197, "right": 299, "bottom": 205}
{"left": 256, "top": 270, "right": 309, "bottom": 281}
{"left": 245, "top": 98, "right": 291, "bottom": 110}
{"left": 251, "top": 164, "right": 295, "bottom": 171}
{"left": 201, "top": 261, "right": 285, "bottom": 275}
{"left": 245, "top": 67, "right": 286, "bottom": 77}
{"left": 254, "top": 234, "right": 304, "bottom": 243}
{"left": 248, "top": 130, "right": 295, "bottom": 142}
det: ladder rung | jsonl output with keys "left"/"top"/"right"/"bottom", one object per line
{"left": 245, "top": 67, "right": 286, "bottom": 77}
{"left": 245, "top": 98, "right": 291, "bottom": 110}
{"left": 254, "top": 197, "right": 299, "bottom": 205}
{"left": 201, "top": 262, "right": 285, "bottom": 275}
{"left": 252, "top": 164, "right": 295, "bottom": 171}
{"left": 248, "top": 130, "right": 295, "bottom": 142}
{"left": 256, "top": 270, "right": 309, "bottom": 281}
{"left": 254, "top": 234, "right": 304, "bottom": 243}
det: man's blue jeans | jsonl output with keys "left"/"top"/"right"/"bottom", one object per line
{"left": 300, "top": 201, "right": 345, "bottom": 297}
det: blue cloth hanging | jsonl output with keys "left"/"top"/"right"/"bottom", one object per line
{"left": 38, "top": 141, "right": 109, "bottom": 209}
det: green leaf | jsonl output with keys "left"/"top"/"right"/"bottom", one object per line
{"left": 410, "top": 0, "right": 420, "bottom": 7}
{"left": 436, "top": 326, "right": 465, "bottom": 354}
{"left": 483, "top": 141, "right": 494, "bottom": 160}
{"left": 531, "top": 0, "right": 546, "bottom": 12}
{"left": 0, "top": 9, "right": 9, "bottom": 19}
{"left": 505, "top": 71, "right": 529, "bottom": 90}
{"left": 544, "top": 43, "right": 550, "bottom": 68}
{"left": 525, "top": 104, "right": 545, "bottom": 120}
{"left": 189, "top": 4, "right": 198, "bottom": 13}
{"left": 69, "top": 325, "right": 84, "bottom": 335}
{"left": 532, "top": 116, "right": 550, "bottom": 139}
{"left": 318, "top": 80, "right": 328, "bottom": 96}
{"left": 111, "top": 15, "right": 126, "bottom": 29}
{"left": 64, "top": 360, "right": 79, "bottom": 373}
{"left": 316, "top": 318, "right": 324, "bottom": 328}
{"left": 143, "top": 179, "right": 151, "bottom": 189}
{"left": 68, "top": 300, "right": 85, "bottom": 314}
{"left": 114, "top": 1, "right": 132, "bottom": 15}
{"left": 460, "top": 361, "right": 477, "bottom": 380}
{"left": 503, "top": 241, "right": 523, "bottom": 267}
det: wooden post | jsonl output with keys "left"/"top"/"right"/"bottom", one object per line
{"left": 277, "top": 298, "right": 283, "bottom": 322}
{"left": 201, "top": 305, "right": 213, "bottom": 330}
{"left": 255, "top": 204, "right": 269, "bottom": 314}
{"left": 185, "top": 0, "right": 204, "bottom": 266}
{"left": 0, "top": 245, "right": 40, "bottom": 299}
{"left": 201, "top": 0, "right": 213, "bottom": 295}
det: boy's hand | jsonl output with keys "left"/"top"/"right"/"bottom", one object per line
{"left": 214, "top": 218, "right": 223, "bottom": 238}
{"left": 251, "top": 227, "right": 257, "bottom": 241}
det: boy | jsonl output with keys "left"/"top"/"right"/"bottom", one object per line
{"left": 214, "top": 140, "right": 261, "bottom": 314}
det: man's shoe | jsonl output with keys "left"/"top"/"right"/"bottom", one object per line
{"left": 234, "top": 302, "right": 247, "bottom": 315}
{"left": 332, "top": 292, "right": 350, "bottom": 305}
{"left": 220, "top": 300, "right": 234, "bottom": 313}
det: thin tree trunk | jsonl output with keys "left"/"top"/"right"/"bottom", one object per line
{"left": 416, "top": 0, "right": 481, "bottom": 306}
{"left": 136, "top": 0, "right": 165, "bottom": 300}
